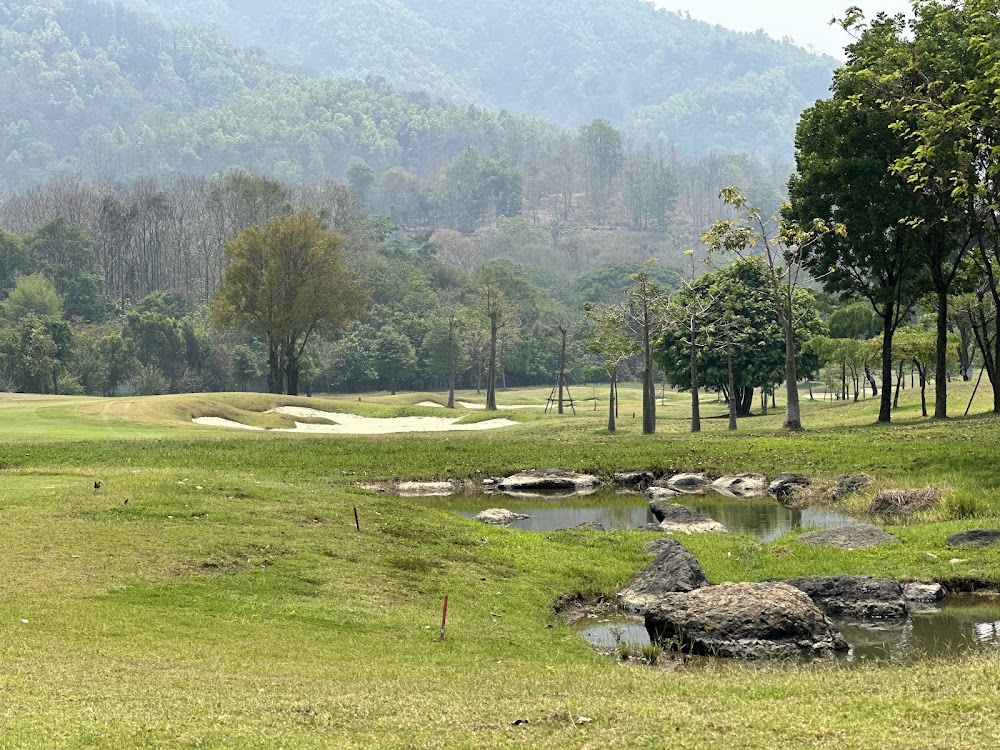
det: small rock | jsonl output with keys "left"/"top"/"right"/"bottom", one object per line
{"left": 570, "top": 521, "right": 605, "bottom": 531}
{"left": 949, "top": 558, "right": 967, "bottom": 565}
{"left": 614, "top": 470, "right": 656, "bottom": 486}
{"left": 474, "top": 508, "right": 530, "bottom": 526}
{"left": 798, "top": 524, "right": 897, "bottom": 550}
{"left": 665, "top": 473, "right": 710, "bottom": 493}
{"left": 497, "top": 469, "right": 601, "bottom": 491}
{"left": 786, "top": 575, "right": 908, "bottom": 619}
{"left": 646, "top": 486, "right": 680, "bottom": 502}
{"left": 922, "top": 552, "right": 939, "bottom": 560}
{"left": 711, "top": 473, "right": 767, "bottom": 498}
{"left": 648, "top": 501, "right": 728, "bottom": 534}
{"left": 903, "top": 582, "right": 946, "bottom": 602}
{"left": 947, "top": 529, "right": 1000, "bottom": 549}
{"left": 830, "top": 474, "right": 871, "bottom": 501}
{"left": 768, "top": 473, "right": 812, "bottom": 498}
{"left": 397, "top": 481, "right": 455, "bottom": 497}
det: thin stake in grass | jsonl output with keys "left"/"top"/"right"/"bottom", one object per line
{"left": 353, "top": 506, "right": 360, "bottom": 532}
{"left": 439, "top": 595, "right": 449, "bottom": 642}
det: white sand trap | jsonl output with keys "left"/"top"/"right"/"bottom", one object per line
{"left": 416, "top": 401, "right": 446, "bottom": 408}
{"left": 456, "top": 401, "right": 543, "bottom": 411}
{"left": 193, "top": 406, "right": 516, "bottom": 434}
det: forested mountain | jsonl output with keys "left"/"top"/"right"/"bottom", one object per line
{"left": 120, "top": 0, "right": 836, "bottom": 157}
{"left": 0, "top": 0, "right": 559, "bottom": 190}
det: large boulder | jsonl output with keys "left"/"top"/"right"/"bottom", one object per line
{"left": 768, "top": 473, "right": 812, "bottom": 499}
{"left": 664, "top": 473, "right": 710, "bottom": 493}
{"left": 497, "top": 469, "right": 601, "bottom": 491}
{"left": 711, "top": 474, "right": 767, "bottom": 498}
{"left": 786, "top": 575, "right": 908, "bottom": 619}
{"left": 648, "top": 501, "right": 728, "bottom": 534}
{"left": 798, "top": 524, "right": 898, "bottom": 550}
{"left": 830, "top": 473, "right": 872, "bottom": 501}
{"left": 474, "top": 508, "right": 529, "bottom": 526}
{"left": 618, "top": 539, "right": 709, "bottom": 612}
{"left": 947, "top": 529, "right": 1000, "bottom": 548}
{"left": 644, "top": 582, "right": 848, "bottom": 659}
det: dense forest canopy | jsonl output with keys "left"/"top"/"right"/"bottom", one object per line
{"left": 118, "top": 0, "right": 836, "bottom": 157}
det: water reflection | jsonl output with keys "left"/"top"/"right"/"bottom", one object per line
{"left": 414, "top": 486, "right": 856, "bottom": 541}
{"left": 834, "top": 596, "right": 1000, "bottom": 662}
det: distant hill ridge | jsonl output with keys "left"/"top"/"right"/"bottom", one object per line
{"left": 119, "top": 0, "right": 837, "bottom": 156}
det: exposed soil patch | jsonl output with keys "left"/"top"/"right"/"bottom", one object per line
{"left": 176, "top": 545, "right": 294, "bottom": 576}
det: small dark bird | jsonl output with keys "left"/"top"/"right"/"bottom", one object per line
{"left": 93, "top": 481, "right": 102, "bottom": 492}
{"left": 123, "top": 499, "right": 129, "bottom": 506}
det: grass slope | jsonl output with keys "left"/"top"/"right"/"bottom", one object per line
{"left": 0, "top": 382, "right": 999, "bottom": 748}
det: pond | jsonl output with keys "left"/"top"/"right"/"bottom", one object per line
{"left": 414, "top": 486, "right": 857, "bottom": 541}
{"left": 572, "top": 595, "right": 1000, "bottom": 665}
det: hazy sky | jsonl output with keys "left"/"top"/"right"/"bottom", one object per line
{"left": 653, "top": 1, "right": 913, "bottom": 57}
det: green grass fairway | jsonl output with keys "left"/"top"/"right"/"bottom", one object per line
{"left": 2, "top": 382, "right": 1000, "bottom": 748}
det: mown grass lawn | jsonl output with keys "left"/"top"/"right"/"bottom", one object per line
{"left": 2, "top": 382, "right": 1000, "bottom": 748}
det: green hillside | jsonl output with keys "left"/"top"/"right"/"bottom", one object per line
{"left": 0, "top": 0, "right": 554, "bottom": 190}
{"left": 120, "top": 0, "right": 837, "bottom": 156}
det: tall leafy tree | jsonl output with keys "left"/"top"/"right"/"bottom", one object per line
{"left": 213, "top": 212, "right": 367, "bottom": 395}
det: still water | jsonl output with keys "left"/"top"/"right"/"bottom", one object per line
{"left": 572, "top": 595, "right": 1000, "bottom": 664}
{"left": 415, "top": 487, "right": 856, "bottom": 541}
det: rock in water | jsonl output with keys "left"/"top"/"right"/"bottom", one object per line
{"left": 396, "top": 481, "right": 455, "bottom": 497}
{"left": 947, "top": 529, "right": 1000, "bottom": 548}
{"left": 664, "top": 473, "right": 709, "bottom": 493}
{"left": 614, "top": 470, "right": 657, "bottom": 487}
{"left": 798, "top": 524, "right": 898, "bottom": 550}
{"left": 644, "top": 582, "right": 848, "bottom": 659}
{"left": 474, "top": 508, "right": 530, "bottom": 526}
{"left": 646, "top": 486, "right": 680, "bottom": 502}
{"left": 618, "top": 539, "right": 709, "bottom": 612}
{"left": 830, "top": 473, "right": 872, "bottom": 501}
{"left": 903, "top": 582, "right": 946, "bottom": 602}
{"left": 711, "top": 474, "right": 767, "bottom": 498}
{"left": 648, "top": 501, "right": 727, "bottom": 534}
{"left": 785, "top": 575, "right": 908, "bottom": 618}
{"left": 768, "top": 473, "right": 812, "bottom": 499}
{"left": 497, "top": 469, "right": 601, "bottom": 491}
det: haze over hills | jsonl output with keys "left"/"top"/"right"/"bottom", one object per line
{"left": 119, "top": 0, "right": 837, "bottom": 157}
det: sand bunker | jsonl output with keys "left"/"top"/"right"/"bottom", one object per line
{"left": 194, "top": 405, "right": 517, "bottom": 435}
{"left": 456, "top": 401, "right": 543, "bottom": 410}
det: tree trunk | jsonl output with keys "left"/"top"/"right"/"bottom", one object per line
{"left": 267, "top": 338, "right": 284, "bottom": 394}
{"left": 285, "top": 341, "right": 299, "bottom": 397}
{"left": 783, "top": 318, "right": 802, "bottom": 430}
{"left": 727, "top": 350, "right": 737, "bottom": 431}
{"left": 608, "top": 369, "right": 617, "bottom": 432}
{"left": 879, "top": 311, "right": 894, "bottom": 422}
{"left": 642, "top": 305, "right": 655, "bottom": 435}
{"left": 893, "top": 361, "right": 904, "bottom": 409}
{"left": 557, "top": 328, "right": 566, "bottom": 415}
{"left": 486, "top": 318, "right": 498, "bottom": 411}
{"left": 918, "top": 362, "right": 927, "bottom": 417}
{"left": 934, "top": 286, "right": 949, "bottom": 418}
{"left": 690, "top": 329, "right": 700, "bottom": 433}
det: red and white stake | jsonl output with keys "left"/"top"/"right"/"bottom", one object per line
{"left": 439, "top": 595, "right": 449, "bottom": 642}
